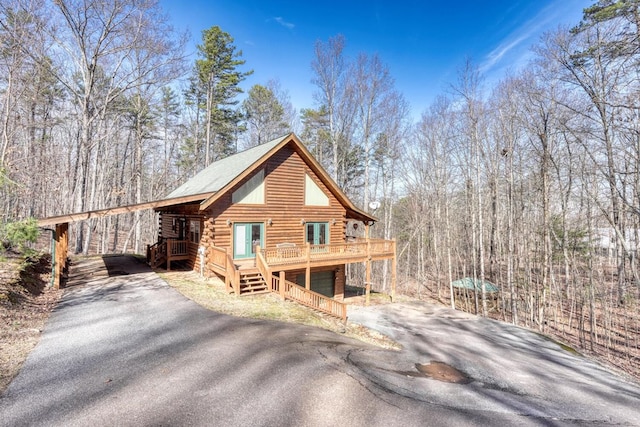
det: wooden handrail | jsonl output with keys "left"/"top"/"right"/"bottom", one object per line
{"left": 227, "top": 253, "right": 240, "bottom": 295}
{"left": 209, "top": 245, "right": 227, "bottom": 270}
{"left": 262, "top": 239, "right": 395, "bottom": 266}
{"left": 255, "top": 247, "right": 272, "bottom": 292}
{"left": 147, "top": 241, "right": 167, "bottom": 267}
{"left": 273, "top": 276, "right": 347, "bottom": 322}
{"left": 216, "top": 247, "right": 240, "bottom": 295}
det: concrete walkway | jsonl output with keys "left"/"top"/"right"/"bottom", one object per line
{"left": 1, "top": 255, "right": 639, "bottom": 426}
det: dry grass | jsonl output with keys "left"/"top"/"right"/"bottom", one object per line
{"left": 0, "top": 254, "right": 62, "bottom": 394}
{"left": 158, "top": 270, "right": 400, "bottom": 350}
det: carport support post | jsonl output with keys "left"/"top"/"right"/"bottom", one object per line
{"left": 391, "top": 238, "right": 397, "bottom": 302}
{"left": 54, "top": 222, "right": 69, "bottom": 289}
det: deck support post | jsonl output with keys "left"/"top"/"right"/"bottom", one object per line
{"left": 365, "top": 233, "right": 371, "bottom": 306}
{"left": 305, "top": 242, "right": 311, "bottom": 290}
{"left": 279, "top": 271, "right": 286, "bottom": 299}
{"left": 365, "top": 259, "right": 371, "bottom": 306}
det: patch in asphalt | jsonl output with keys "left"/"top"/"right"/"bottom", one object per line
{"left": 415, "top": 361, "right": 472, "bottom": 384}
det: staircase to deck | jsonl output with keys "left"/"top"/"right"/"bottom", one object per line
{"left": 238, "top": 270, "right": 269, "bottom": 295}
{"left": 234, "top": 266, "right": 346, "bottom": 321}
{"left": 209, "top": 246, "right": 350, "bottom": 321}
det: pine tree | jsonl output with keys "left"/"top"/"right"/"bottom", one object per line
{"left": 195, "top": 26, "right": 252, "bottom": 165}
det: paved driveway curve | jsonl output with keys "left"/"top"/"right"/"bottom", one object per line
{"left": 1, "top": 255, "right": 639, "bottom": 426}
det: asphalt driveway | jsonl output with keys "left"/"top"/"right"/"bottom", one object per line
{"left": 1, "top": 256, "right": 639, "bottom": 426}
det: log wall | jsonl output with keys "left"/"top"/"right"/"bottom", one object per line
{"left": 205, "top": 144, "right": 347, "bottom": 251}
{"left": 157, "top": 144, "right": 352, "bottom": 288}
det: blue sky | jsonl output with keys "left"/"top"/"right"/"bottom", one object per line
{"left": 160, "top": 0, "right": 591, "bottom": 117}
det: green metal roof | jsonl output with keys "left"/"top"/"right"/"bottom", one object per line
{"left": 451, "top": 278, "right": 499, "bottom": 293}
{"left": 165, "top": 135, "right": 289, "bottom": 199}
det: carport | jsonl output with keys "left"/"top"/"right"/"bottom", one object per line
{"left": 37, "top": 194, "right": 209, "bottom": 288}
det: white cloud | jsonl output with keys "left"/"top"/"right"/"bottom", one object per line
{"left": 481, "top": 33, "right": 531, "bottom": 73}
{"left": 480, "top": 1, "right": 585, "bottom": 74}
{"left": 273, "top": 16, "right": 295, "bottom": 30}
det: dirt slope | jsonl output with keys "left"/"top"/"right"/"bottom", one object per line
{"left": 0, "top": 254, "right": 61, "bottom": 393}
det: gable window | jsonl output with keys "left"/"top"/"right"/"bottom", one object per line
{"left": 232, "top": 169, "right": 265, "bottom": 204}
{"left": 304, "top": 174, "right": 329, "bottom": 206}
{"left": 189, "top": 220, "right": 201, "bottom": 244}
{"left": 306, "top": 222, "right": 329, "bottom": 246}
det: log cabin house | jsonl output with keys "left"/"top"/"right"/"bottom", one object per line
{"left": 147, "top": 133, "right": 397, "bottom": 320}
{"left": 38, "top": 133, "right": 396, "bottom": 321}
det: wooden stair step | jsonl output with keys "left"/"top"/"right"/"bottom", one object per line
{"left": 240, "top": 273, "right": 261, "bottom": 278}
{"left": 240, "top": 285, "right": 268, "bottom": 292}
{"left": 240, "top": 280, "right": 264, "bottom": 287}
{"left": 239, "top": 285, "right": 269, "bottom": 294}
{"left": 240, "top": 283, "right": 266, "bottom": 289}
{"left": 240, "top": 279, "right": 266, "bottom": 287}
{"left": 237, "top": 269, "right": 268, "bottom": 295}
{"left": 240, "top": 290, "right": 270, "bottom": 295}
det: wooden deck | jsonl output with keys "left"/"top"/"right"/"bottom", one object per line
{"left": 262, "top": 239, "right": 395, "bottom": 269}
{"left": 150, "top": 238, "right": 396, "bottom": 321}
{"left": 207, "top": 239, "right": 395, "bottom": 275}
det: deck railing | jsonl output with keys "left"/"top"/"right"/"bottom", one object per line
{"left": 167, "top": 239, "right": 189, "bottom": 256}
{"left": 272, "top": 276, "right": 347, "bottom": 322}
{"left": 255, "top": 248, "right": 271, "bottom": 290}
{"left": 147, "top": 241, "right": 167, "bottom": 267}
{"left": 202, "top": 239, "right": 395, "bottom": 318}
{"left": 209, "top": 245, "right": 227, "bottom": 271}
{"left": 263, "top": 239, "right": 395, "bottom": 266}
{"left": 166, "top": 239, "right": 190, "bottom": 270}
{"left": 228, "top": 252, "right": 240, "bottom": 294}
{"left": 148, "top": 239, "right": 190, "bottom": 269}
{"left": 207, "top": 245, "right": 240, "bottom": 294}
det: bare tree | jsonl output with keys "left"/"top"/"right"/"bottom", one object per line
{"left": 351, "top": 53, "right": 394, "bottom": 209}
{"left": 451, "top": 60, "right": 489, "bottom": 316}
{"left": 311, "top": 34, "right": 356, "bottom": 185}
{"left": 540, "top": 23, "right": 634, "bottom": 304}
{"left": 46, "top": 0, "right": 186, "bottom": 253}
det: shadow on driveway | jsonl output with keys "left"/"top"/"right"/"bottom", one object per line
{"left": 2, "top": 255, "right": 639, "bottom": 426}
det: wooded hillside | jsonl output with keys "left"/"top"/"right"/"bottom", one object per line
{"left": 1, "top": 1, "right": 638, "bottom": 377}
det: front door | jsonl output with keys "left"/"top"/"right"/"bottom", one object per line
{"left": 306, "top": 222, "right": 328, "bottom": 245}
{"left": 234, "top": 223, "right": 264, "bottom": 259}
{"left": 177, "top": 218, "right": 187, "bottom": 240}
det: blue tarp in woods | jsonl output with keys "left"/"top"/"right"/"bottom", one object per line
{"left": 451, "top": 278, "right": 499, "bottom": 293}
